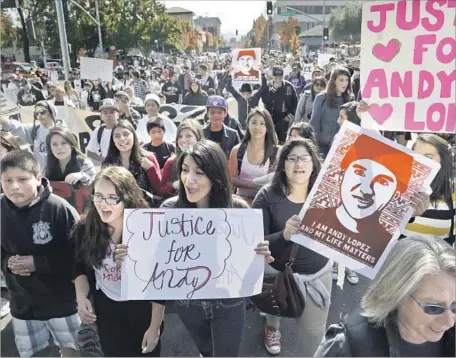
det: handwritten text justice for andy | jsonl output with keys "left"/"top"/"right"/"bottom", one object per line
{"left": 362, "top": 0, "right": 455, "bottom": 133}
{"left": 120, "top": 209, "right": 264, "bottom": 300}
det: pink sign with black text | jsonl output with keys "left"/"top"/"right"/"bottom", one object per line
{"left": 360, "top": 0, "right": 455, "bottom": 133}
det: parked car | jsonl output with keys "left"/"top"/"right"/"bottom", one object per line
{"left": 1, "top": 62, "right": 34, "bottom": 77}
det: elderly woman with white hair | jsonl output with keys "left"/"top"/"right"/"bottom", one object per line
{"left": 315, "top": 236, "right": 455, "bottom": 357}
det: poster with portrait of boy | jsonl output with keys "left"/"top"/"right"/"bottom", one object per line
{"left": 291, "top": 122, "right": 440, "bottom": 279}
{"left": 231, "top": 48, "right": 262, "bottom": 91}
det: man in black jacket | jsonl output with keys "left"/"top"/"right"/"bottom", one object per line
{"left": 203, "top": 95, "right": 240, "bottom": 159}
{"left": 261, "top": 66, "right": 298, "bottom": 143}
{"left": 1, "top": 150, "right": 80, "bottom": 357}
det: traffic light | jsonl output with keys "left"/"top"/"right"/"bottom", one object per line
{"left": 323, "top": 27, "right": 329, "bottom": 41}
{"left": 266, "top": 1, "right": 273, "bottom": 15}
{"left": 45, "top": 19, "right": 53, "bottom": 37}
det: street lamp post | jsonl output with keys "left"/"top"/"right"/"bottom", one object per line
{"left": 55, "top": 0, "right": 71, "bottom": 80}
{"left": 94, "top": 0, "right": 103, "bottom": 57}
{"left": 67, "top": 0, "right": 103, "bottom": 58}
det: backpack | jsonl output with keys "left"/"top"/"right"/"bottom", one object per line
{"left": 237, "top": 141, "right": 278, "bottom": 175}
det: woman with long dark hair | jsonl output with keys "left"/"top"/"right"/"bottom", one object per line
{"left": 45, "top": 126, "right": 95, "bottom": 186}
{"left": 228, "top": 107, "right": 279, "bottom": 204}
{"left": 403, "top": 134, "right": 455, "bottom": 245}
{"left": 156, "top": 120, "right": 203, "bottom": 198}
{"left": 182, "top": 78, "right": 208, "bottom": 105}
{"left": 252, "top": 139, "right": 332, "bottom": 356}
{"left": 309, "top": 66, "right": 354, "bottom": 158}
{"left": 103, "top": 120, "right": 161, "bottom": 200}
{"left": 116, "top": 139, "right": 273, "bottom": 357}
{"left": 294, "top": 76, "right": 327, "bottom": 123}
{"left": 72, "top": 166, "right": 165, "bottom": 356}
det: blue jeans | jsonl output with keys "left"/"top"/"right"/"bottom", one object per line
{"left": 176, "top": 298, "right": 246, "bottom": 357}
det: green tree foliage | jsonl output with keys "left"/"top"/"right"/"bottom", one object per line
{"left": 0, "top": 12, "right": 18, "bottom": 48}
{"left": 102, "top": 0, "right": 181, "bottom": 56}
{"left": 328, "top": 0, "right": 362, "bottom": 43}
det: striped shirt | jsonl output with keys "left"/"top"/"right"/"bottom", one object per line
{"left": 402, "top": 193, "right": 455, "bottom": 246}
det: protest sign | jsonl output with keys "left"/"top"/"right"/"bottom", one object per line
{"left": 231, "top": 48, "right": 262, "bottom": 91}
{"left": 291, "top": 121, "right": 440, "bottom": 279}
{"left": 50, "top": 181, "right": 91, "bottom": 214}
{"left": 360, "top": 0, "right": 455, "bottom": 133}
{"left": 0, "top": 92, "right": 20, "bottom": 117}
{"left": 302, "top": 64, "right": 314, "bottom": 81}
{"left": 317, "top": 54, "right": 333, "bottom": 67}
{"left": 80, "top": 57, "right": 113, "bottom": 82}
{"left": 121, "top": 208, "right": 265, "bottom": 300}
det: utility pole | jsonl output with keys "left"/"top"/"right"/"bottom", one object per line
{"left": 322, "top": 0, "right": 326, "bottom": 52}
{"left": 94, "top": 0, "right": 103, "bottom": 58}
{"left": 55, "top": 0, "right": 71, "bottom": 80}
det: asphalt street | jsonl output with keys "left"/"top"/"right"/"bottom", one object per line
{"left": 1, "top": 273, "right": 370, "bottom": 357}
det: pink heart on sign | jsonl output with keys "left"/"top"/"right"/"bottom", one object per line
{"left": 368, "top": 103, "right": 393, "bottom": 125}
{"left": 372, "top": 39, "right": 401, "bottom": 62}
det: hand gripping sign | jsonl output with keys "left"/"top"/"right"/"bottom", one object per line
{"left": 291, "top": 121, "right": 440, "bottom": 279}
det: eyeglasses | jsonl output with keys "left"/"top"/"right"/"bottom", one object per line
{"left": 410, "top": 295, "right": 456, "bottom": 315}
{"left": 314, "top": 83, "right": 325, "bottom": 88}
{"left": 34, "top": 111, "right": 48, "bottom": 116}
{"left": 285, "top": 155, "right": 312, "bottom": 163}
{"left": 91, "top": 194, "right": 122, "bottom": 205}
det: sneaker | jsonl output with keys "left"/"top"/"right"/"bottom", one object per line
{"left": 259, "top": 312, "right": 266, "bottom": 317}
{"left": 345, "top": 268, "right": 359, "bottom": 285}
{"left": 264, "top": 325, "right": 281, "bottom": 355}
{"left": 1, "top": 298, "right": 10, "bottom": 318}
{"left": 332, "top": 263, "right": 338, "bottom": 280}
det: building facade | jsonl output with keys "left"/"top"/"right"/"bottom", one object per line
{"left": 195, "top": 16, "right": 222, "bottom": 36}
{"left": 272, "top": 0, "right": 348, "bottom": 32}
{"left": 165, "top": 7, "right": 195, "bottom": 23}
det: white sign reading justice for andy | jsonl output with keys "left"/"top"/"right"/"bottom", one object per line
{"left": 121, "top": 208, "right": 265, "bottom": 300}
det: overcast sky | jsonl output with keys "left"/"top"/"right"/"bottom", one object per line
{"left": 162, "top": 1, "right": 267, "bottom": 37}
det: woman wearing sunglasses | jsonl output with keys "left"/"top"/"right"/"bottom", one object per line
{"left": 315, "top": 236, "right": 455, "bottom": 357}
{"left": 0, "top": 101, "right": 60, "bottom": 173}
{"left": 294, "top": 77, "right": 327, "bottom": 124}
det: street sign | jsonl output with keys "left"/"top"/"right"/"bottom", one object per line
{"left": 280, "top": 11, "right": 296, "bottom": 16}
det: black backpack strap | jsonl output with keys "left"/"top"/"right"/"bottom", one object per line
{"left": 97, "top": 124, "right": 105, "bottom": 154}
{"left": 237, "top": 141, "right": 248, "bottom": 175}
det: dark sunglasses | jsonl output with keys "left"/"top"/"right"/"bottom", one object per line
{"left": 410, "top": 295, "right": 456, "bottom": 315}
{"left": 314, "top": 83, "right": 325, "bottom": 88}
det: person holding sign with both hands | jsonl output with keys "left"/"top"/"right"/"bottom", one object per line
{"left": 115, "top": 140, "right": 273, "bottom": 357}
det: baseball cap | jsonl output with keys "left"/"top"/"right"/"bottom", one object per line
{"left": 206, "top": 96, "right": 227, "bottom": 110}
{"left": 99, "top": 98, "right": 119, "bottom": 112}
{"left": 144, "top": 93, "right": 161, "bottom": 106}
{"left": 272, "top": 67, "right": 284, "bottom": 77}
